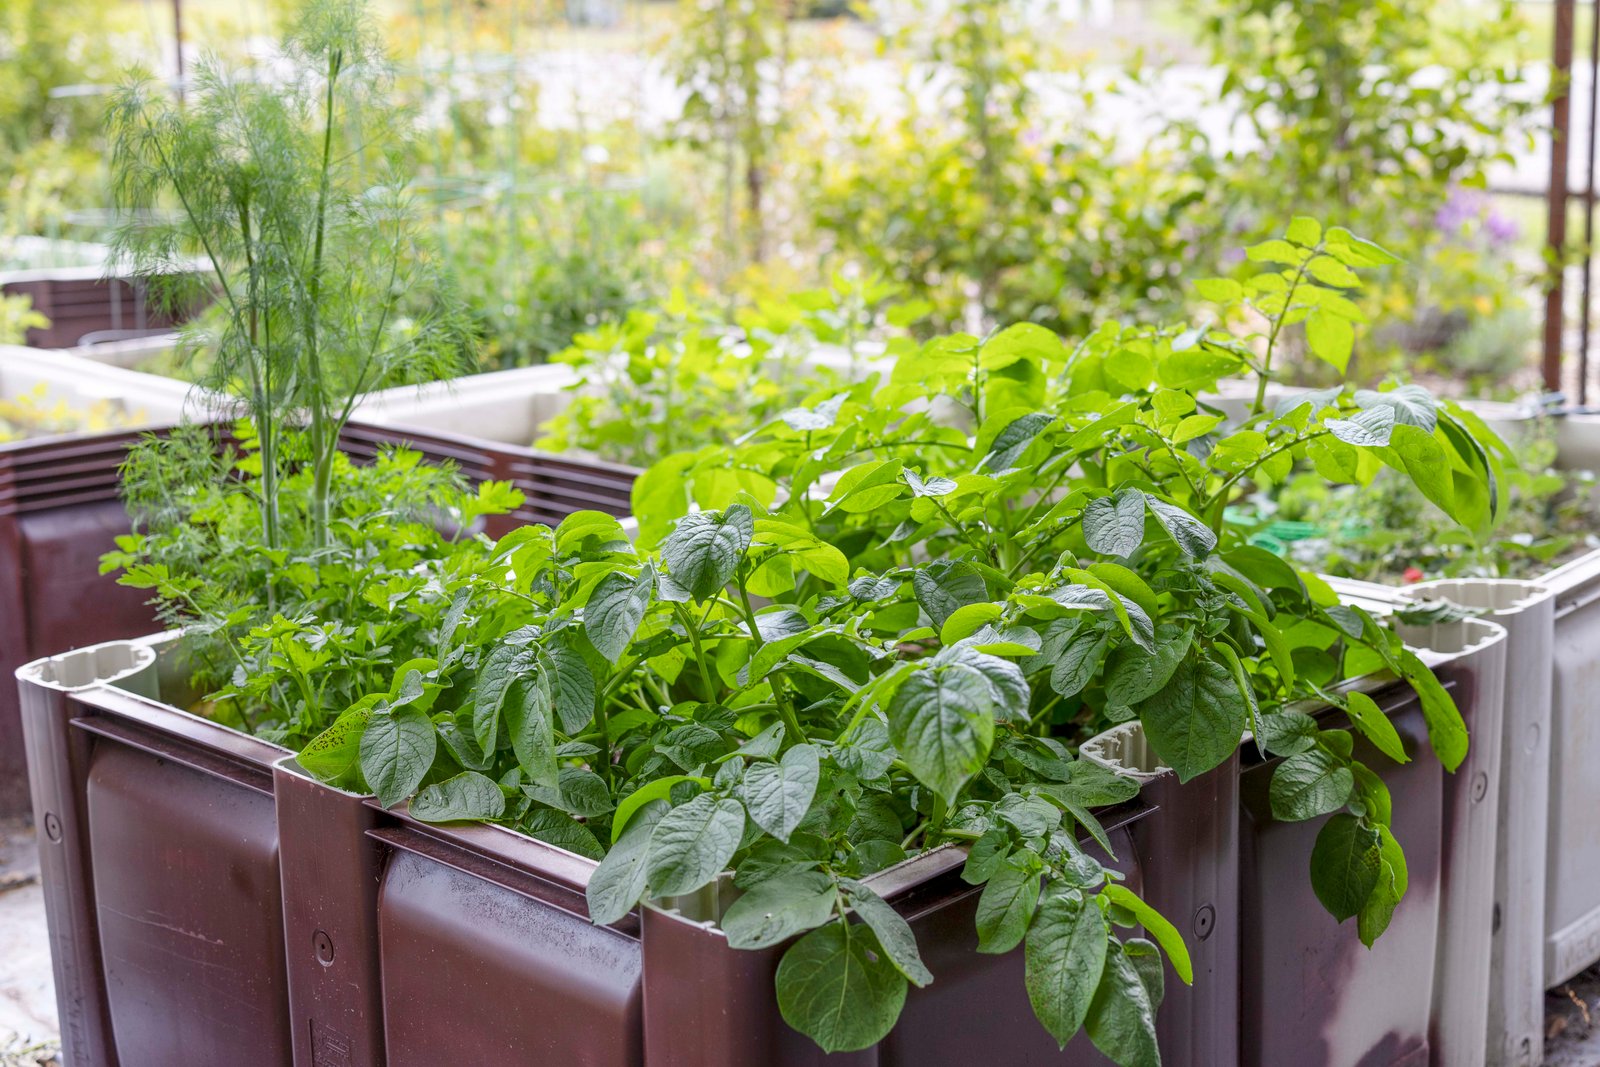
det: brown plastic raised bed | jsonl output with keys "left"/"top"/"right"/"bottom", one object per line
{"left": 1085, "top": 614, "right": 1507, "bottom": 1067}
{"left": 0, "top": 236, "right": 201, "bottom": 349}
{"left": 0, "top": 406, "right": 636, "bottom": 819}
{"left": 1240, "top": 616, "right": 1506, "bottom": 1067}
{"left": 299, "top": 769, "right": 1158, "bottom": 1067}
{"left": 20, "top": 631, "right": 1159, "bottom": 1067}
{"left": 1078, "top": 729, "right": 1240, "bottom": 1066}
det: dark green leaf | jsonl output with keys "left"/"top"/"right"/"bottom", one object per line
{"left": 975, "top": 855, "right": 1041, "bottom": 954}
{"left": 587, "top": 800, "right": 670, "bottom": 925}
{"left": 661, "top": 506, "right": 753, "bottom": 600}
{"left": 1357, "top": 825, "right": 1409, "bottom": 946}
{"left": 741, "top": 743, "right": 822, "bottom": 843}
{"left": 1309, "top": 813, "right": 1382, "bottom": 922}
{"left": 645, "top": 793, "right": 746, "bottom": 897}
{"left": 981, "top": 412, "right": 1057, "bottom": 472}
{"left": 410, "top": 770, "right": 505, "bottom": 823}
{"left": 1147, "top": 498, "right": 1217, "bottom": 557}
{"left": 1104, "top": 624, "right": 1192, "bottom": 705}
{"left": 1042, "top": 619, "right": 1112, "bottom": 698}
{"left": 722, "top": 870, "right": 839, "bottom": 950}
{"left": 913, "top": 560, "right": 989, "bottom": 628}
{"left": 1137, "top": 657, "right": 1248, "bottom": 782}
{"left": 775, "top": 921, "right": 907, "bottom": 1053}
{"left": 843, "top": 880, "right": 933, "bottom": 987}
{"left": 523, "top": 808, "right": 605, "bottom": 860}
{"left": 1085, "top": 941, "right": 1161, "bottom": 1067}
{"left": 1345, "top": 691, "right": 1409, "bottom": 765}
{"left": 542, "top": 634, "right": 597, "bottom": 734}
{"left": 1025, "top": 882, "right": 1108, "bottom": 1047}
{"left": 1270, "top": 748, "right": 1354, "bottom": 821}
{"left": 505, "top": 675, "right": 558, "bottom": 790}
{"left": 1083, "top": 489, "right": 1147, "bottom": 558}
{"left": 585, "top": 565, "right": 655, "bottom": 663}
{"left": 886, "top": 665, "right": 996, "bottom": 806}
{"left": 361, "top": 704, "right": 436, "bottom": 808}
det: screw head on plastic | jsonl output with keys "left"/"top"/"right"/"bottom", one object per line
{"left": 314, "top": 929, "right": 335, "bottom": 966}
{"left": 1193, "top": 903, "right": 1216, "bottom": 941}
{"left": 43, "top": 812, "right": 62, "bottom": 842}
{"left": 1471, "top": 771, "right": 1489, "bottom": 802}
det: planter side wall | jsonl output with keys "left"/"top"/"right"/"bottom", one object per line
{"left": 638, "top": 827, "right": 1146, "bottom": 1067}
{"left": 371, "top": 825, "right": 645, "bottom": 1067}
{"left": 273, "top": 763, "right": 388, "bottom": 1067}
{"left": 0, "top": 428, "right": 172, "bottom": 817}
{"left": 1239, "top": 679, "right": 1444, "bottom": 1067}
{"left": 1078, "top": 725, "right": 1241, "bottom": 1067}
{"left": 85, "top": 741, "right": 292, "bottom": 1066}
{"left": 1409, "top": 619, "right": 1506, "bottom": 1067}
{"left": 17, "top": 652, "right": 294, "bottom": 1067}
{"left": 1406, "top": 580, "right": 1553, "bottom": 1067}
{"left": 0, "top": 276, "right": 185, "bottom": 349}
{"left": 1543, "top": 556, "right": 1600, "bottom": 987}
{"left": 18, "top": 665, "right": 123, "bottom": 1067}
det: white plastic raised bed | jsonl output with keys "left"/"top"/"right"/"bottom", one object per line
{"left": 1537, "top": 549, "right": 1600, "bottom": 992}
{"left": 0, "top": 343, "right": 200, "bottom": 426}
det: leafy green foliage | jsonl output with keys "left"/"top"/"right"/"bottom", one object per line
{"left": 537, "top": 279, "right": 919, "bottom": 467}
{"left": 809, "top": 0, "right": 1223, "bottom": 337}
{"left": 1239, "top": 427, "right": 1598, "bottom": 584}
{"left": 230, "top": 220, "right": 1484, "bottom": 1060}
{"left": 1198, "top": 0, "right": 1538, "bottom": 380}
{"left": 108, "top": 0, "right": 473, "bottom": 562}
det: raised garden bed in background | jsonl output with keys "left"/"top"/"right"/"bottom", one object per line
{"left": 0, "top": 238, "right": 203, "bottom": 350}
{"left": 0, "top": 347, "right": 637, "bottom": 819}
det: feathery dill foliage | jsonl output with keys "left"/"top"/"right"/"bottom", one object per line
{"left": 105, "top": 0, "right": 474, "bottom": 554}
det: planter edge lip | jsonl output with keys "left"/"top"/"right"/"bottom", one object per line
{"left": 1540, "top": 546, "right": 1600, "bottom": 604}
{"left": 1079, "top": 616, "right": 1507, "bottom": 782}
{"left": 344, "top": 410, "right": 645, "bottom": 480}
{"left": 1399, "top": 576, "right": 1553, "bottom": 619}
{"left": 14, "top": 630, "right": 173, "bottom": 692}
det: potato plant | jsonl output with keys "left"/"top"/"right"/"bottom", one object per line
{"left": 224, "top": 220, "right": 1503, "bottom": 1063}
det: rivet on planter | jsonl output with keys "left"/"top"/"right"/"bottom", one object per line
{"left": 1193, "top": 903, "right": 1216, "bottom": 942}
{"left": 43, "top": 812, "right": 62, "bottom": 842}
{"left": 1471, "top": 770, "right": 1490, "bottom": 803}
{"left": 313, "top": 929, "right": 335, "bottom": 967}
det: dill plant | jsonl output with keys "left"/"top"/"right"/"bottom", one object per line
{"left": 105, "top": 0, "right": 473, "bottom": 558}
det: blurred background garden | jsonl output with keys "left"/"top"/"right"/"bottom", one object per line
{"left": 0, "top": 0, "right": 1570, "bottom": 401}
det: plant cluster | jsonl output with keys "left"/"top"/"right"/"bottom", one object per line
{"left": 537, "top": 275, "right": 924, "bottom": 466}
{"left": 103, "top": 1, "right": 507, "bottom": 709}
{"left": 1198, "top": 0, "right": 1539, "bottom": 379}
{"left": 664, "top": 0, "right": 795, "bottom": 273}
{"left": 0, "top": 0, "right": 118, "bottom": 232}
{"left": 106, "top": 427, "right": 521, "bottom": 734}
{"left": 135, "top": 220, "right": 1503, "bottom": 1062}
{"left": 807, "top": 0, "right": 1222, "bottom": 337}
{"left": 1242, "top": 429, "right": 1598, "bottom": 584}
